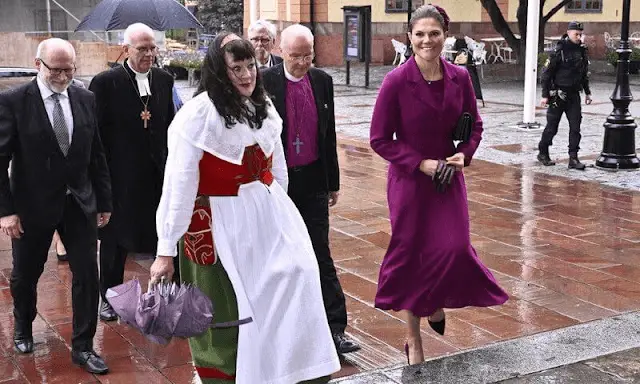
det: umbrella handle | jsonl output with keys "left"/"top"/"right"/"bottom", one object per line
{"left": 210, "top": 317, "right": 253, "bottom": 328}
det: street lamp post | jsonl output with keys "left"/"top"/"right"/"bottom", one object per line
{"left": 595, "top": 0, "right": 640, "bottom": 169}
{"left": 404, "top": 0, "right": 413, "bottom": 61}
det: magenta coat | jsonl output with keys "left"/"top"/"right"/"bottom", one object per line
{"left": 370, "top": 57, "right": 508, "bottom": 317}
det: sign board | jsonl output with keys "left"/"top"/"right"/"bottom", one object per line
{"left": 342, "top": 6, "right": 370, "bottom": 62}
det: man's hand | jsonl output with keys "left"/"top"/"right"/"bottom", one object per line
{"left": 1, "top": 214, "right": 23, "bottom": 239}
{"left": 97, "top": 212, "right": 111, "bottom": 228}
{"left": 329, "top": 191, "right": 339, "bottom": 207}
{"left": 540, "top": 97, "right": 549, "bottom": 107}
{"left": 150, "top": 256, "right": 175, "bottom": 285}
{"left": 585, "top": 94, "right": 592, "bottom": 105}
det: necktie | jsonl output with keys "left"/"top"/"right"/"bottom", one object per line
{"left": 50, "top": 93, "right": 70, "bottom": 156}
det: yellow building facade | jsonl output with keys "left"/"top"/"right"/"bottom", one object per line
{"left": 243, "top": 0, "right": 639, "bottom": 65}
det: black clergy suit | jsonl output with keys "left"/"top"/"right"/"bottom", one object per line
{"left": 0, "top": 80, "right": 112, "bottom": 352}
{"left": 89, "top": 61, "right": 174, "bottom": 306}
{"left": 261, "top": 64, "right": 348, "bottom": 336}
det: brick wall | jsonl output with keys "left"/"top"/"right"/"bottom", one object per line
{"left": 481, "top": 0, "right": 510, "bottom": 23}
{"left": 311, "top": 21, "right": 640, "bottom": 66}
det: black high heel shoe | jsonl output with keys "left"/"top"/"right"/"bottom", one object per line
{"left": 404, "top": 342, "right": 409, "bottom": 364}
{"left": 428, "top": 312, "right": 446, "bottom": 335}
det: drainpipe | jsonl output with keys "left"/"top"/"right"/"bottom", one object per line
{"left": 309, "top": 0, "right": 316, "bottom": 36}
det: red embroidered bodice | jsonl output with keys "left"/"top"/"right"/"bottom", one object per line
{"left": 183, "top": 144, "right": 274, "bottom": 266}
{"left": 197, "top": 144, "right": 274, "bottom": 196}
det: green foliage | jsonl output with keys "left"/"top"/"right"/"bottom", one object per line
{"left": 197, "top": 0, "right": 244, "bottom": 34}
{"left": 606, "top": 48, "right": 640, "bottom": 66}
{"left": 538, "top": 52, "right": 549, "bottom": 71}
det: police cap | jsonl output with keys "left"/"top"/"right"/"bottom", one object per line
{"left": 568, "top": 21, "right": 584, "bottom": 31}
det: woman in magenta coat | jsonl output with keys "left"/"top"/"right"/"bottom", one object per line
{"left": 369, "top": 4, "right": 508, "bottom": 365}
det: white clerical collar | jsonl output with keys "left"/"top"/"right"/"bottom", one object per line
{"left": 36, "top": 75, "right": 69, "bottom": 101}
{"left": 126, "top": 60, "right": 152, "bottom": 97}
{"left": 284, "top": 65, "right": 305, "bottom": 83}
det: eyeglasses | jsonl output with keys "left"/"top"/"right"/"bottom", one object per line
{"left": 132, "top": 45, "right": 158, "bottom": 55}
{"left": 249, "top": 37, "right": 272, "bottom": 45}
{"left": 38, "top": 59, "right": 76, "bottom": 76}
{"left": 287, "top": 53, "right": 314, "bottom": 64}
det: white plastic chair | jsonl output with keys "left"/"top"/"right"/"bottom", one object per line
{"left": 391, "top": 39, "right": 407, "bottom": 66}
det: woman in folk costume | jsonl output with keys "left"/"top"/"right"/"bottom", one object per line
{"left": 369, "top": 4, "right": 508, "bottom": 366}
{"left": 149, "top": 32, "right": 340, "bottom": 383}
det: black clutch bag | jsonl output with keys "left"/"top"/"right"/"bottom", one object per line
{"left": 453, "top": 112, "right": 474, "bottom": 142}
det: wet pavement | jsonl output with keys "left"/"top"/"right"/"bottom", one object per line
{"left": 1, "top": 68, "right": 640, "bottom": 382}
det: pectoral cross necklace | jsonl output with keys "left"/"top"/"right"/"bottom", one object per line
{"left": 291, "top": 86, "right": 314, "bottom": 156}
{"left": 123, "top": 66, "right": 153, "bottom": 129}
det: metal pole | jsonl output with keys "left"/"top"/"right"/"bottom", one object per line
{"left": 404, "top": 0, "right": 413, "bottom": 61}
{"left": 46, "top": 0, "right": 52, "bottom": 36}
{"left": 519, "top": 0, "right": 541, "bottom": 129}
{"left": 346, "top": 60, "right": 350, "bottom": 85}
{"left": 595, "top": 0, "right": 639, "bottom": 169}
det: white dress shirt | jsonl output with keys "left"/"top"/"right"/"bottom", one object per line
{"left": 37, "top": 77, "right": 73, "bottom": 144}
{"left": 259, "top": 54, "right": 273, "bottom": 69}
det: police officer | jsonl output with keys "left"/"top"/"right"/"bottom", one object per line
{"left": 538, "top": 21, "right": 592, "bottom": 170}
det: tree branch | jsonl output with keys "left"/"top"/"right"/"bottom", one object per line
{"left": 479, "top": 0, "right": 520, "bottom": 50}
{"left": 543, "top": 0, "right": 573, "bottom": 23}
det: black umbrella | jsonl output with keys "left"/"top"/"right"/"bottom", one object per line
{"left": 75, "top": 0, "right": 203, "bottom": 32}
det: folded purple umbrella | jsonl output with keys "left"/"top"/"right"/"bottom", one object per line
{"left": 105, "top": 279, "right": 252, "bottom": 345}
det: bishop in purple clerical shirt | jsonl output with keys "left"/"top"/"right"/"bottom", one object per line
{"left": 261, "top": 23, "right": 361, "bottom": 357}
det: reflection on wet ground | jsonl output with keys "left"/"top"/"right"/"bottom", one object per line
{"left": 1, "top": 135, "right": 640, "bottom": 382}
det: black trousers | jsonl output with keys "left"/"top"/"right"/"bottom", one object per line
{"left": 99, "top": 234, "right": 180, "bottom": 302}
{"left": 11, "top": 195, "right": 99, "bottom": 352}
{"left": 289, "top": 163, "right": 347, "bottom": 335}
{"left": 539, "top": 91, "right": 582, "bottom": 154}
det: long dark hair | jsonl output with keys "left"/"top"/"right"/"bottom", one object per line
{"left": 195, "top": 31, "right": 268, "bottom": 129}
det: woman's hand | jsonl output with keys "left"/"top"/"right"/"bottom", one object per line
{"left": 419, "top": 159, "right": 440, "bottom": 177}
{"left": 446, "top": 153, "right": 465, "bottom": 171}
{"left": 150, "top": 256, "right": 175, "bottom": 284}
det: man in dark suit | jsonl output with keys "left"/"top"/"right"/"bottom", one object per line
{"left": 248, "top": 19, "right": 283, "bottom": 69}
{"left": 89, "top": 23, "right": 175, "bottom": 322}
{"left": 262, "top": 24, "right": 360, "bottom": 355}
{"left": 0, "top": 38, "right": 112, "bottom": 374}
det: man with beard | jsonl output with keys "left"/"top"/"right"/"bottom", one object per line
{"left": 538, "top": 21, "right": 592, "bottom": 170}
{"left": 247, "top": 19, "right": 283, "bottom": 69}
{"left": 89, "top": 23, "right": 175, "bottom": 321}
{"left": 0, "top": 38, "right": 112, "bottom": 374}
{"left": 262, "top": 24, "right": 360, "bottom": 356}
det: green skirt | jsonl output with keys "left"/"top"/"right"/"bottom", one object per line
{"left": 179, "top": 238, "right": 331, "bottom": 384}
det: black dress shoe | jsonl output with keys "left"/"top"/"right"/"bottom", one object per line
{"left": 333, "top": 333, "right": 361, "bottom": 354}
{"left": 428, "top": 317, "right": 446, "bottom": 335}
{"left": 56, "top": 252, "right": 68, "bottom": 262}
{"left": 99, "top": 302, "right": 118, "bottom": 322}
{"left": 72, "top": 350, "right": 109, "bottom": 374}
{"left": 14, "top": 337, "right": 33, "bottom": 354}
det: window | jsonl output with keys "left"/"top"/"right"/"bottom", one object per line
{"left": 385, "top": 0, "right": 424, "bottom": 13}
{"left": 566, "top": 0, "right": 603, "bottom": 13}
